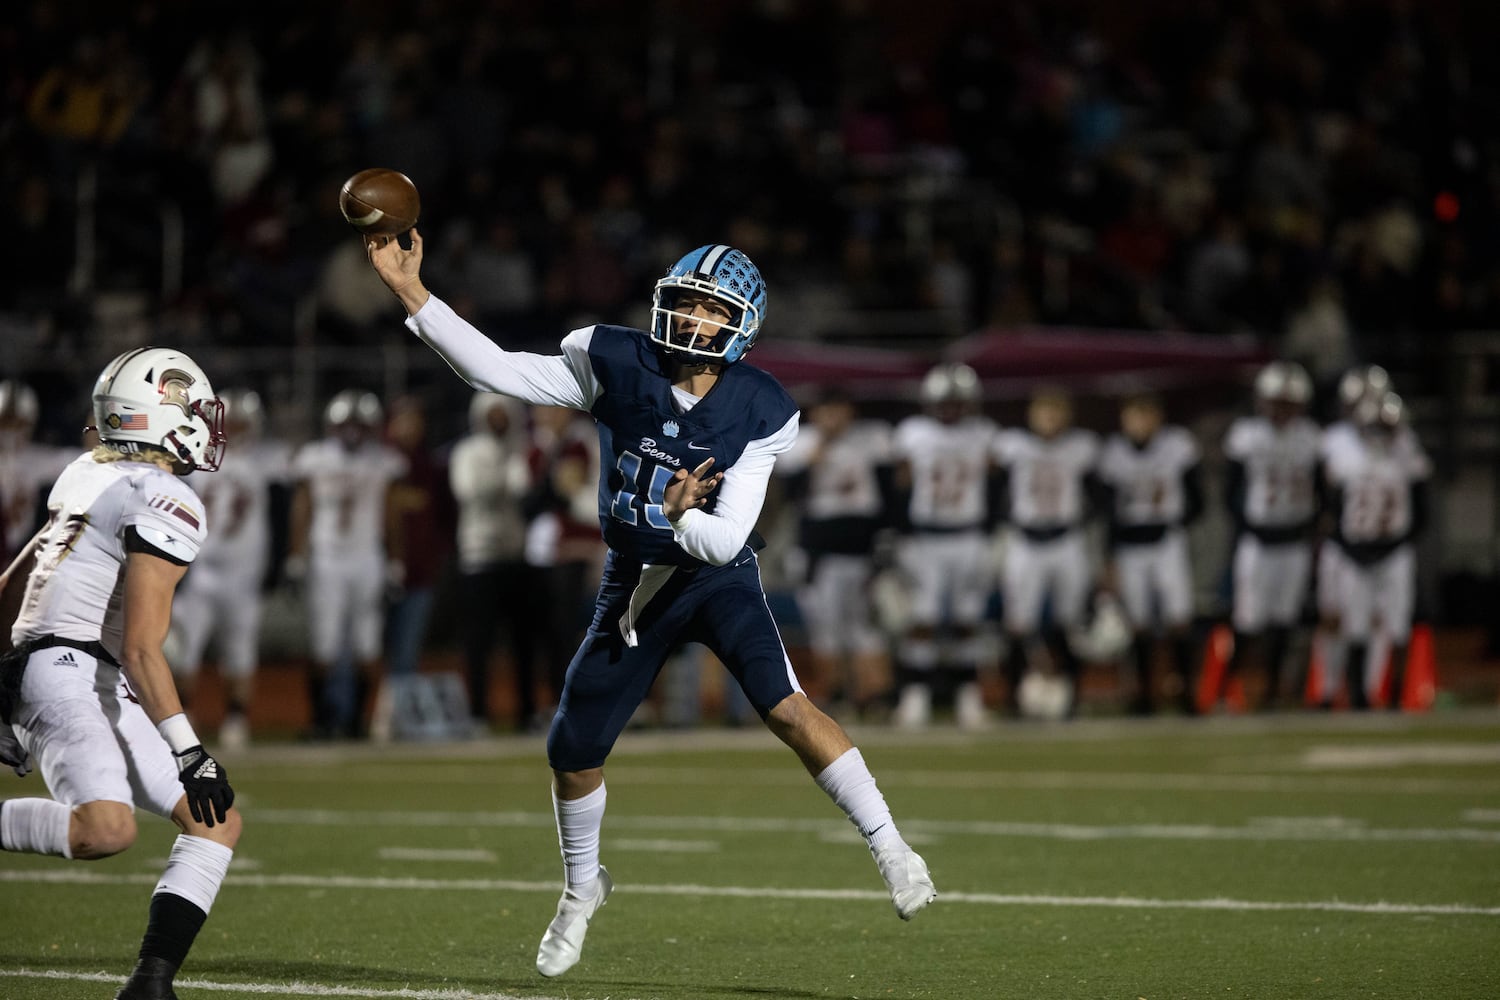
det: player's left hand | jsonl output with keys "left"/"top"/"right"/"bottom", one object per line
{"left": 662, "top": 458, "right": 723, "bottom": 522}
{"left": 174, "top": 745, "right": 235, "bottom": 827}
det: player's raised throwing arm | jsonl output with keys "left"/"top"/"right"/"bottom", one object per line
{"left": 366, "top": 230, "right": 599, "bottom": 411}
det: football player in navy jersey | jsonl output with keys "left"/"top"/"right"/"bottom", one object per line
{"left": 367, "top": 233, "right": 935, "bottom": 977}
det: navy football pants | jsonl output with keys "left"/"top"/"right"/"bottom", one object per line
{"left": 547, "top": 548, "right": 799, "bottom": 771}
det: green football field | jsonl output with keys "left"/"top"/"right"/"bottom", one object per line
{"left": 3, "top": 710, "right": 1498, "bottom": 1000}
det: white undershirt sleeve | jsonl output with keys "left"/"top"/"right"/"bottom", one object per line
{"left": 405, "top": 294, "right": 602, "bottom": 410}
{"left": 669, "top": 412, "right": 800, "bottom": 566}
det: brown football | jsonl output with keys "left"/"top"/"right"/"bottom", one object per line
{"left": 339, "top": 168, "right": 421, "bottom": 235}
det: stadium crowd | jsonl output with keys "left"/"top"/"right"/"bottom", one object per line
{"left": 5, "top": 2, "right": 1499, "bottom": 386}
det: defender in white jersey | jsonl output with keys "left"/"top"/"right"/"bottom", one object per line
{"left": 0, "top": 348, "right": 239, "bottom": 1000}
{"left": 890, "top": 363, "right": 999, "bottom": 728}
{"left": 1098, "top": 392, "right": 1204, "bottom": 714}
{"left": 170, "top": 389, "right": 290, "bottom": 748}
{"left": 288, "top": 390, "right": 407, "bottom": 738}
{"left": 0, "top": 380, "right": 75, "bottom": 565}
{"left": 994, "top": 387, "right": 1099, "bottom": 717}
{"left": 775, "top": 387, "right": 895, "bottom": 718}
{"left": 1217, "top": 362, "right": 1322, "bottom": 709}
{"left": 1324, "top": 390, "right": 1430, "bottom": 709}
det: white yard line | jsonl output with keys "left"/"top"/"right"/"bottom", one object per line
{"left": 1302, "top": 743, "right": 1500, "bottom": 769}
{"left": 609, "top": 837, "right": 720, "bottom": 852}
{"left": 245, "top": 807, "right": 1500, "bottom": 844}
{"left": 0, "top": 869, "right": 1494, "bottom": 918}
{"left": 376, "top": 847, "right": 497, "bottom": 863}
{"left": 0, "top": 969, "right": 554, "bottom": 999}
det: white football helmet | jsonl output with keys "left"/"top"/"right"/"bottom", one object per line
{"left": 325, "top": 389, "right": 383, "bottom": 429}
{"left": 0, "top": 380, "right": 39, "bottom": 428}
{"left": 1017, "top": 670, "right": 1073, "bottom": 721}
{"left": 1253, "top": 361, "right": 1312, "bottom": 406}
{"left": 921, "top": 362, "right": 981, "bottom": 419}
{"left": 1354, "top": 389, "right": 1404, "bottom": 431}
{"left": 92, "top": 347, "right": 225, "bottom": 472}
{"left": 1067, "top": 591, "right": 1133, "bottom": 664}
{"left": 1337, "top": 364, "right": 1391, "bottom": 413}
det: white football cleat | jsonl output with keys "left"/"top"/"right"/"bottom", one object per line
{"left": 893, "top": 683, "right": 932, "bottom": 729}
{"left": 955, "top": 682, "right": 993, "bottom": 730}
{"left": 219, "top": 712, "right": 250, "bottom": 752}
{"left": 873, "top": 845, "right": 936, "bottom": 920}
{"left": 536, "top": 867, "right": 613, "bottom": 977}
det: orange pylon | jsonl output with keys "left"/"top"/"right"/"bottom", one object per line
{"left": 1196, "top": 624, "right": 1242, "bottom": 713}
{"left": 1400, "top": 623, "right": 1438, "bottom": 711}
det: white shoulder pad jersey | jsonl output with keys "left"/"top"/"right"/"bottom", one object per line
{"left": 1224, "top": 415, "right": 1322, "bottom": 527}
{"left": 994, "top": 427, "right": 1099, "bottom": 528}
{"left": 1098, "top": 426, "right": 1200, "bottom": 526}
{"left": 1325, "top": 428, "right": 1432, "bottom": 544}
{"left": 777, "top": 419, "right": 892, "bottom": 521}
{"left": 893, "top": 414, "right": 998, "bottom": 529}
{"left": 12, "top": 456, "right": 207, "bottom": 654}
{"left": 292, "top": 438, "right": 407, "bottom": 557}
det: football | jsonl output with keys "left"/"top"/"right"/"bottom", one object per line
{"left": 339, "top": 168, "right": 421, "bottom": 235}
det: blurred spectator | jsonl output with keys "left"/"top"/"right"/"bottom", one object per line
{"left": 382, "top": 394, "right": 452, "bottom": 681}
{"left": 523, "top": 405, "right": 606, "bottom": 727}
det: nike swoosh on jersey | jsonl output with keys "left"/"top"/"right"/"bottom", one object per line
{"left": 687, "top": 442, "right": 711, "bottom": 451}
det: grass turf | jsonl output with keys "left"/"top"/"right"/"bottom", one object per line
{"left": 2, "top": 710, "right": 1498, "bottom": 999}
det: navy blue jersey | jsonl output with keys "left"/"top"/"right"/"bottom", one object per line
{"left": 585, "top": 325, "right": 797, "bottom": 567}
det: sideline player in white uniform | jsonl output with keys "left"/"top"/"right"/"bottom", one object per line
{"left": 775, "top": 386, "right": 895, "bottom": 719}
{"left": 994, "top": 387, "right": 1099, "bottom": 717}
{"left": 1311, "top": 364, "right": 1391, "bottom": 704}
{"left": 0, "top": 380, "right": 75, "bottom": 566}
{"left": 287, "top": 391, "right": 407, "bottom": 738}
{"left": 1098, "top": 392, "right": 1204, "bottom": 714}
{"left": 169, "top": 389, "right": 290, "bottom": 748}
{"left": 891, "top": 362, "right": 999, "bottom": 728}
{"left": 1217, "top": 362, "right": 1322, "bottom": 710}
{"left": 0, "top": 348, "right": 239, "bottom": 1000}
{"left": 1324, "top": 390, "right": 1431, "bottom": 709}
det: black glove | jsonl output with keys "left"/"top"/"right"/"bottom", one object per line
{"left": 174, "top": 745, "right": 235, "bottom": 827}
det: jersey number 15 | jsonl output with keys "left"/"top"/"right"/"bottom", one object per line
{"left": 610, "top": 452, "right": 673, "bottom": 530}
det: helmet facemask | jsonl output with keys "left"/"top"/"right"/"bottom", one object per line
{"left": 650, "top": 282, "right": 758, "bottom": 363}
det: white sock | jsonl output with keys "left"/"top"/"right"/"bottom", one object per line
{"left": 0, "top": 798, "right": 72, "bottom": 858}
{"left": 815, "top": 748, "right": 904, "bottom": 852}
{"left": 154, "top": 834, "right": 234, "bottom": 914}
{"left": 553, "top": 783, "right": 606, "bottom": 896}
